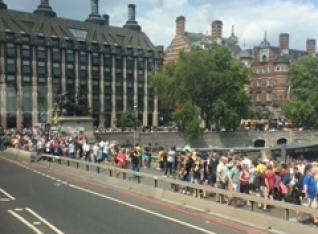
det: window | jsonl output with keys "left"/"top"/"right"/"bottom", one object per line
{"left": 22, "top": 60, "right": 31, "bottom": 74}
{"left": 37, "top": 61, "right": 46, "bottom": 75}
{"left": 92, "top": 66, "right": 99, "bottom": 78}
{"left": 127, "top": 48, "right": 133, "bottom": 55}
{"left": 22, "top": 75, "right": 31, "bottom": 84}
{"left": 266, "top": 92, "right": 272, "bottom": 101}
{"left": 66, "top": 50, "right": 74, "bottom": 62}
{"left": 69, "top": 28, "right": 88, "bottom": 41}
{"left": 92, "top": 95, "right": 99, "bottom": 111}
{"left": 279, "top": 95, "right": 284, "bottom": 101}
{"left": 52, "top": 63, "right": 61, "bottom": 77}
{"left": 7, "top": 74, "right": 15, "bottom": 83}
{"left": 52, "top": 48, "right": 60, "bottom": 61}
{"left": 67, "top": 64, "right": 74, "bottom": 77}
{"left": 79, "top": 51, "right": 87, "bottom": 63}
{"left": 51, "top": 39, "right": 60, "bottom": 47}
{"left": 6, "top": 43, "right": 16, "bottom": 57}
{"left": 37, "top": 37, "right": 45, "bottom": 45}
{"left": 137, "top": 49, "right": 143, "bottom": 56}
{"left": 266, "top": 78, "right": 271, "bottom": 87}
{"left": 257, "top": 79, "right": 261, "bottom": 87}
{"left": 148, "top": 58, "right": 154, "bottom": 71}
{"left": 104, "top": 95, "right": 111, "bottom": 111}
{"left": 37, "top": 46, "right": 46, "bottom": 60}
{"left": 80, "top": 65, "right": 87, "bottom": 78}
{"left": 138, "top": 57, "right": 144, "bottom": 69}
{"left": 116, "top": 96, "right": 123, "bottom": 111}
{"left": 256, "top": 93, "right": 261, "bottom": 101}
{"left": 92, "top": 53, "right": 99, "bottom": 65}
{"left": 261, "top": 55, "right": 267, "bottom": 62}
{"left": 21, "top": 45, "right": 31, "bottom": 58}
{"left": 6, "top": 59, "right": 15, "bottom": 73}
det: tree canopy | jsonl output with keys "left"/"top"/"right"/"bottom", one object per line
{"left": 150, "top": 43, "right": 253, "bottom": 139}
{"left": 118, "top": 111, "right": 137, "bottom": 128}
{"left": 281, "top": 56, "right": 318, "bottom": 128}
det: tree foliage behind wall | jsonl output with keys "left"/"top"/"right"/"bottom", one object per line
{"left": 150, "top": 43, "right": 253, "bottom": 139}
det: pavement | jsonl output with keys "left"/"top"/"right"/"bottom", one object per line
{"left": 0, "top": 157, "right": 275, "bottom": 234}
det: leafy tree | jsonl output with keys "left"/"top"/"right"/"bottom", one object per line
{"left": 281, "top": 56, "right": 318, "bottom": 128}
{"left": 118, "top": 111, "right": 137, "bottom": 128}
{"left": 150, "top": 43, "right": 252, "bottom": 139}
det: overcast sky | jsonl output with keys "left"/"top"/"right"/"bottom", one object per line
{"left": 6, "top": 0, "right": 318, "bottom": 50}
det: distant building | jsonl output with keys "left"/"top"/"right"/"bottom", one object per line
{"left": 244, "top": 33, "right": 316, "bottom": 119}
{"left": 164, "top": 16, "right": 317, "bottom": 120}
{"left": 0, "top": 0, "right": 164, "bottom": 129}
{"left": 164, "top": 16, "right": 240, "bottom": 66}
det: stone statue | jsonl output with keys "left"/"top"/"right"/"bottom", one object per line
{"left": 55, "top": 87, "right": 89, "bottom": 116}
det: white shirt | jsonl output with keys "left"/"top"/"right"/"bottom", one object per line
{"left": 83, "top": 143, "right": 90, "bottom": 152}
{"left": 68, "top": 143, "right": 75, "bottom": 153}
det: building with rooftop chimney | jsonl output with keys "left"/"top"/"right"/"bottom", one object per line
{"left": 0, "top": 0, "right": 164, "bottom": 129}
{"left": 243, "top": 33, "right": 317, "bottom": 119}
{"left": 164, "top": 16, "right": 241, "bottom": 65}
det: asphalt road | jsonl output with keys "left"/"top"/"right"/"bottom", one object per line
{"left": 0, "top": 157, "right": 274, "bottom": 234}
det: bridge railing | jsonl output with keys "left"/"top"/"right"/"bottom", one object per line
{"left": 35, "top": 153, "right": 318, "bottom": 221}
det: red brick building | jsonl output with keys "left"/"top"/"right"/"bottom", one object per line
{"left": 164, "top": 16, "right": 317, "bottom": 120}
{"left": 245, "top": 34, "right": 316, "bottom": 119}
{"left": 164, "top": 16, "right": 240, "bottom": 66}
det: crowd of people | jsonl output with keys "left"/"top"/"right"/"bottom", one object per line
{"left": 1, "top": 127, "right": 318, "bottom": 224}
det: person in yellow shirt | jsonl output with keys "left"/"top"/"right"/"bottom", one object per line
{"left": 256, "top": 160, "right": 266, "bottom": 174}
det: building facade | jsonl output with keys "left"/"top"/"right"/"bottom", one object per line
{"left": 164, "top": 16, "right": 240, "bottom": 66}
{"left": 164, "top": 15, "right": 317, "bottom": 119}
{"left": 0, "top": 0, "right": 163, "bottom": 129}
{"left": 246, "top": 33, "right": 316, "bottom": 119}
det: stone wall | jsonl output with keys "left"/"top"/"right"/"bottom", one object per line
{"left": 95, "top": 130, "right": 318, "bottom": 148}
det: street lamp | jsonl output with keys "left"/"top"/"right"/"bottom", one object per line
{"left": 134, "top": 105, "right": 137, "bottom": 143}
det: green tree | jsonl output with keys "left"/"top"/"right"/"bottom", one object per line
{"left": 281, "top": 56, "right": 318, "bottom": 128}
{"left": 118, "top": 111, "right": 137, "bottom": 128}
{"left": 150, "top": 43, "right": 252, "bottom": 139}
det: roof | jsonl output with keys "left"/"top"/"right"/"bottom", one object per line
{"left": 181, "top": 32, "right": 241, "bottom": 55}
{"left": 271, "top": 142, "right": 318, "bottom": 151}
{"left": 0, "top": 8, "right": 157, "bottom": 50}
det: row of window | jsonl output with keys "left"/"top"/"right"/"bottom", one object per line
{"left": 254, "top": 93, "right": 285, "bottom": 102}
{"left": 5, "top": 89, "right": 153, "bottom": 112}
{"left": 253, "top": 65, "right": 289, "bottom": 74}
{"left": 4, "top": 42, "right": 156, "bottom": 65}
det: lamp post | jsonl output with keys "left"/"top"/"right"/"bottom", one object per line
{"left": 134, "top": 105, "right": 137, "bottom": 143}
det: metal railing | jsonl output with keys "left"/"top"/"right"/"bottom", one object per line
{"left": 35, "top": 153, "right": 318, "bottom": 222}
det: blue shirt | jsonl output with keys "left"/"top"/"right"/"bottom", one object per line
{"left": 302, "top": 175, "right": 317, "bottom": 199}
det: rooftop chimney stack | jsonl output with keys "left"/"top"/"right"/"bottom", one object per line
{"left": 175, "top": 16, "right": 185, "bottom": 37}
{"left": 0, "top": 0, "right": 7, "bottom": 10}
{"left": 33, "top": 0, "right": 57, "bottom": 17}
{"left": 86, "top": 0, "right": 104, "bottom": 25}
{"left": 123, "top": 4, "right": 141, "bottom": 31}
{"left": 306, "top": 38, "right": 316, "bottom": 56}
{"left": 103, "top": 14, "right": 109, "bottom": 25}
{"left": 279, "top": 33, "right": 289, "bottom": 53}
{"left": 128, "top": 4, "right": 136, "bottom": 21}
{"left": 211, "top": 20, "right": 223, "bottom": 42}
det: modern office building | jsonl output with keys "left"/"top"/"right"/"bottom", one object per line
{"left": 0, "top": 0, "right": 164, "bottom": 129}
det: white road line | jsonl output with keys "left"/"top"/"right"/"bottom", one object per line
{"left": 14, "top": 208, "right": 24, "bottom": 211}
{"left": 68, "top": 184, "right": 217, "bottom": 234}
{"left": 25, "top": 208, "right": 65, "bottom": 234}
{"left": 0, "top": 198, "right": 11, "bottom": 202}
{"left": 8, "top": 210, "right": 44, "bottom": 234}
{"left": 0, "top": 188, "right": 15, "bottom": 200}
{"left": 33, "top": 222, "right": 42, "bottom": 226}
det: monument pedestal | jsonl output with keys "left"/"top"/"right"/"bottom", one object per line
{"left": 57, "top": 116, "right": 95, "bottom": 143}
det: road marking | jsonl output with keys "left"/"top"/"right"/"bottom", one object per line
{"left": 0, "top": 188, "right": 15, "bottom": 200}
{"left": 14, "top": 208, "right": 24, "bottom": 211}
{"left": 8, "top": 209, "right": 43, "bottom": 234}
{"left": 25, "top": 208, "right": 65, "bottom": 234}
{"left": 33, "top": 222, "right": 42, "bottom": 226}
{"left": 68, "top": 184, "right": 217, "bottom": 234}
{"left": 0, "top": 198, "right": 11, "bottom": 202}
